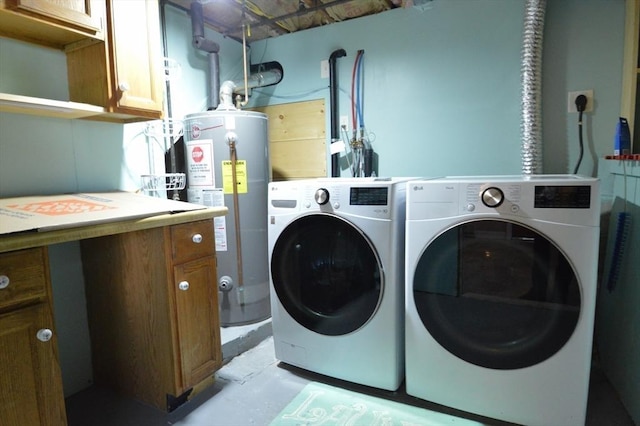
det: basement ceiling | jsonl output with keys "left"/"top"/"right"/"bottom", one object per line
{"left": 166, "top": 0, "right": 414, "bottom": 42}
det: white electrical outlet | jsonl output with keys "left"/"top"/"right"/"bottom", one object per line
{"left": 567, "top": 90, "right": 594, "bottom": 113}
{"left": 320, "top": 60, "right": 329, "bottom": 79}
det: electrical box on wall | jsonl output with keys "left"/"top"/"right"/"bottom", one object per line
{"left": 321, "top": 60, "right": 329, "bottom": 79}
{"left": 568, "top": 90, "right": 594, "bottom": 113}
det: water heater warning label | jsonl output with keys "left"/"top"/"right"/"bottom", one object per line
{"left": 186, "top": 139, "right": 215, "bottom": 187}
{"left": 222, "top": 160, "right": 248, "bottom": 194}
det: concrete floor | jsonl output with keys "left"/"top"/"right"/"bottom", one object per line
{"left": 65, "top": 320, "right": 635, "bottom": 426}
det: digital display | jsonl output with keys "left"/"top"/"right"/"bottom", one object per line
{"left": 534, "top": 185, "right": 591, "bottom": 208}
{"left": 350, "top": 187, "right": 388, "bottom": 205}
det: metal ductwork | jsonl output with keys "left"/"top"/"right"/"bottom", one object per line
{"left": 520, "top": 0, "right": 546, "bottom": 175}
{"left": 218, "top": 68, "right": 283, "bottom": 110}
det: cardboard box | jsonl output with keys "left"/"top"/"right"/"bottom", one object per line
{"left": 0, "top": 192, "right": 206, "bottom": 235}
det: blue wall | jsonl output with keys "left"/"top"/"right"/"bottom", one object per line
{"left": 0, "top": 0, "right": 632, "bottom": 409}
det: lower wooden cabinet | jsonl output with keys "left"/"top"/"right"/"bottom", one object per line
{"left": 80, "top": 220, "right": 222, "bottom": 411}
{"left": 0, "top": 248, "right": 67, "bottom": 426}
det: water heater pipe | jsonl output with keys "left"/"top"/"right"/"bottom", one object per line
{"left": 520, "top": 0, "right": 546, "bottom": 174}
{"left": 218, "top": 69, "right": 283, "bottom": 110}
{"left": 190, "top": 1, "right": 220, "bottom": 110}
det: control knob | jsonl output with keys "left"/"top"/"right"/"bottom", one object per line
{"left": 481, "top": 187, "right": 504, "bottom": 208}
{"left": 314, "top": 188, "right": 330, "bottom": 205}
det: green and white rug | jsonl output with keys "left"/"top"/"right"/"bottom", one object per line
{"left": 270, "top": 382, "right": 483, "bottom": 426}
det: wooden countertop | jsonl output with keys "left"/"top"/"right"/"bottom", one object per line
{"left": 0, "top": 207, "right": 227, "bottom": 253}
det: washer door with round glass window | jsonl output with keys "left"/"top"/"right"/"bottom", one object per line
{"left": 271, "top": 213, "right": 383, "bottom": 336}
{"left": 413, "top": 218, "right": 580, "bottom": 370}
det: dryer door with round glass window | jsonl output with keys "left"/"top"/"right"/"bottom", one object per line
{"left": 413, "top": 219, "right": 580, "bottom": 370}
{"left": 271, "top": 214, "right": 383, "bottom": 336}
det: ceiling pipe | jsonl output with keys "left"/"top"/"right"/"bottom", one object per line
{"left": 190, "top": 1, "right": 220, "bottom": 110}
{"left": 329, "top": 48, "right": 346, "bottom": 177}
{"left": 190, "top": 2, "right": 283, "bottom": 111}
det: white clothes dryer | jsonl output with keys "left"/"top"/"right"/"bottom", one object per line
{"left": 405, "top": 175, "right": 600, "bottom": 426}
{"left": 268, "top": 177, "right": 411, "bottom": 391}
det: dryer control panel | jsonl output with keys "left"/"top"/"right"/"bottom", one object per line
{"left": 407, "top": 176, "right": 599, "bottom": 226}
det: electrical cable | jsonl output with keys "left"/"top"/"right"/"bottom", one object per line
{"left": 252, "top": 86, "right": 327, "bottom": 99}
{"left": 573, "top": 94, "right": 587, "bottom": 174}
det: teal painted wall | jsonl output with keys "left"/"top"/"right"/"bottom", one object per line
{"left": 165, "top": 0, "right": 626, "bottom": 178}
{"left": 248, "top": 1, "right": 525, "bottom": 177}
{"left": 0, "top": 1, "right": 633, "bottom": 411}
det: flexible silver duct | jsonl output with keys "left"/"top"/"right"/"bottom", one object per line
{"left": 520, "top": 0, "right": 546, "bottom": 175}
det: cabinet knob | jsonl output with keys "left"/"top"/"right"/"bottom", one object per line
{"left": 36, "top": 329, "right": 53, "bottom": 342}
{"left": 118, "top": 82, "right": 130, "bottom": 92}
{"left": 192, "top": 233, "right": 203, "bottom": 244}
{"left": 0, "top": 275, "right": 9, "bottom": 289}
{"left": 178, "top": 281, "right": 190, "bottom": 291}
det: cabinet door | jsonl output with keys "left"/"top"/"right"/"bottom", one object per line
{"left": 5, "top": 0, "right": 102, "bottom": 34}
{"left": 0, "top": 304, "right": 66, "bottom": 426}
{"left": 173, "top": 256, "right": 222, "bottom": 391}
{"left": 108, "top": 0, "right": 163, "bottom": 114}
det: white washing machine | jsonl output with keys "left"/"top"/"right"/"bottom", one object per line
{"left": 405, "top": 175, "right": 600, "bottom": 426}
{"left": 268, "top": 177, "right": 411, "bottom": 391}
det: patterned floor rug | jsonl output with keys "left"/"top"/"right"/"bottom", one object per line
{"left": 270, "top": 381, "right": 484, "bottom": 426}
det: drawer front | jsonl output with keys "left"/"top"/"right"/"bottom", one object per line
{"left": 0, "top": 248, "right": 48, "bottom": 311}
{"left": 171, "top": 220, "right": 215, "bottom": 264}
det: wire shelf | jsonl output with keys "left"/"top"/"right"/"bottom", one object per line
{"left": 144, "top": 118, "right": 184, "bottom": 140}
{"left": 141, "top": 173, "right": 186, "bottom": 194}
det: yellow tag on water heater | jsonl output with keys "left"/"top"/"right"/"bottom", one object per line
{"left": 222, "top": 160, "right": 248, "bottom": 194}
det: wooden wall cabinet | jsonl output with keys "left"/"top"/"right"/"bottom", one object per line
{"left": 80, "top": 220, "right": 222, "bottom": 411}
{"left": 0, "top": 0, "right": 163, "bottom": 121}
{"left": 66, "top": 0, "right": 164, "bottom": 122}
{"left": 0, "top": 0, "right": 104, "bottom": 49}
{"left": 621, "top": 0, "right": 640, "bottom": 152}
{"left": 0, "top": 248, "right": 67, "bottom": 426}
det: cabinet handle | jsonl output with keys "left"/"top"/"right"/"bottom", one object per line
{"left": 36, "top": 329, "right": 53, "bottom": 342}
{"left": 192, "top": 233, "right": 203, "bottom": 244}
{"left": 118, "top": 82, "right": 130, "bottom": 92}
{"left": 178, "top": 281, "right": 190, "bottom": 291}
{"left": 0, "top": 275, "right": 9, "bottom": 289}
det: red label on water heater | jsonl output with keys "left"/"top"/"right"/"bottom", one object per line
{"left": 185, "top": 139, "right": 215, "bottom": 188}
{"left": 192, "top": 146, "right": 204, "bottom": 163}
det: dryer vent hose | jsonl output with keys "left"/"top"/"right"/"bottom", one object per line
{"left": 520, "top": 0, "right": 546, "bottom": 175}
